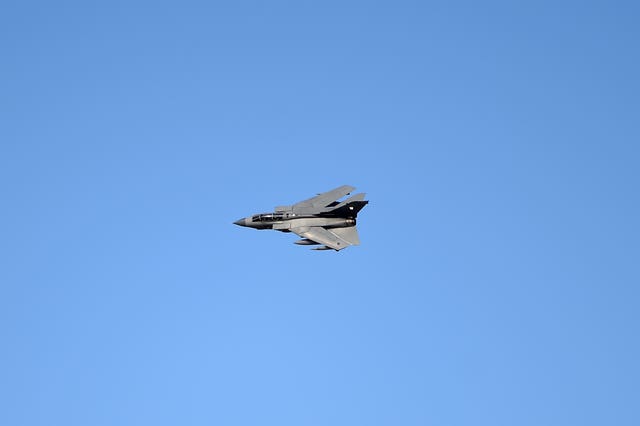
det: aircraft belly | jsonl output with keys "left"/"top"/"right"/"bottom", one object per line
{"left": 287, "top": 217, "right": 349, "bottom": 228}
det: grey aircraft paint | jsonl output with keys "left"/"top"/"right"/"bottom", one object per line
{"left": 233, "top": 185, "right": 368, "bottom": 251}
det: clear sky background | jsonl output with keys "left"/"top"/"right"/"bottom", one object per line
{"left": 1, "top": 1, "right": 639, "bottom": 425}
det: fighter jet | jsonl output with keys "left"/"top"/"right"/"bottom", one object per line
{"left": 233, "top": 185, "right": 368, "bottom": 251}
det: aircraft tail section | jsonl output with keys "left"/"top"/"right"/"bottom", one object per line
{"left": 324, "top": 193, "right": 368, "bottom": 217}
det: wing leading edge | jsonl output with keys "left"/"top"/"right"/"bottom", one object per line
{"left": 275, "top": 185, "right": 355, "bottom": 213}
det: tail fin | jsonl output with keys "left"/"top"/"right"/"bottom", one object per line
{"left": 324, "top": 193, "right": 368, "bottom": 217}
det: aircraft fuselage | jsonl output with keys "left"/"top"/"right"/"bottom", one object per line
{"left": 233, "top": 185, "right": 367, "bottom": 251}
{"left": 234, "top": 214, "right": 355, "bottom": 232}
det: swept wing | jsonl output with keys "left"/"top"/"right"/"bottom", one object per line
{"left": 275, "top": 185, "right": 355, "bottom": 213}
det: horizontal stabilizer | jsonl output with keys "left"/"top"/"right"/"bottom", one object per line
{"left": 291, "top": 226, "right": 357, "bottom": 251}
{"left": 331, "top": 226, "right": 360, "bottom": 245}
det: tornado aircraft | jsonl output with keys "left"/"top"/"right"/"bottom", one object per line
{"left": 233, "top": 185, "right": 368, "bottom": 251}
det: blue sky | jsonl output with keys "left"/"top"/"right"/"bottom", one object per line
{"left": 1, "top": 1, "right": 639, "bottom": 425}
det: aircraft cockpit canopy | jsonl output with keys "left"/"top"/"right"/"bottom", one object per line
{"left": 252, "top": 213, "right": 285, "bottom": 222}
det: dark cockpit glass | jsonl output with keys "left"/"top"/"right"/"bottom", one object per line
{"left": 252, "top": 213, "right": 285, "bottom": 222}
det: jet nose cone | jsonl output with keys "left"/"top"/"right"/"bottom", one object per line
{"left": 233, "top": 218, "right": 247, "bottom": 227}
